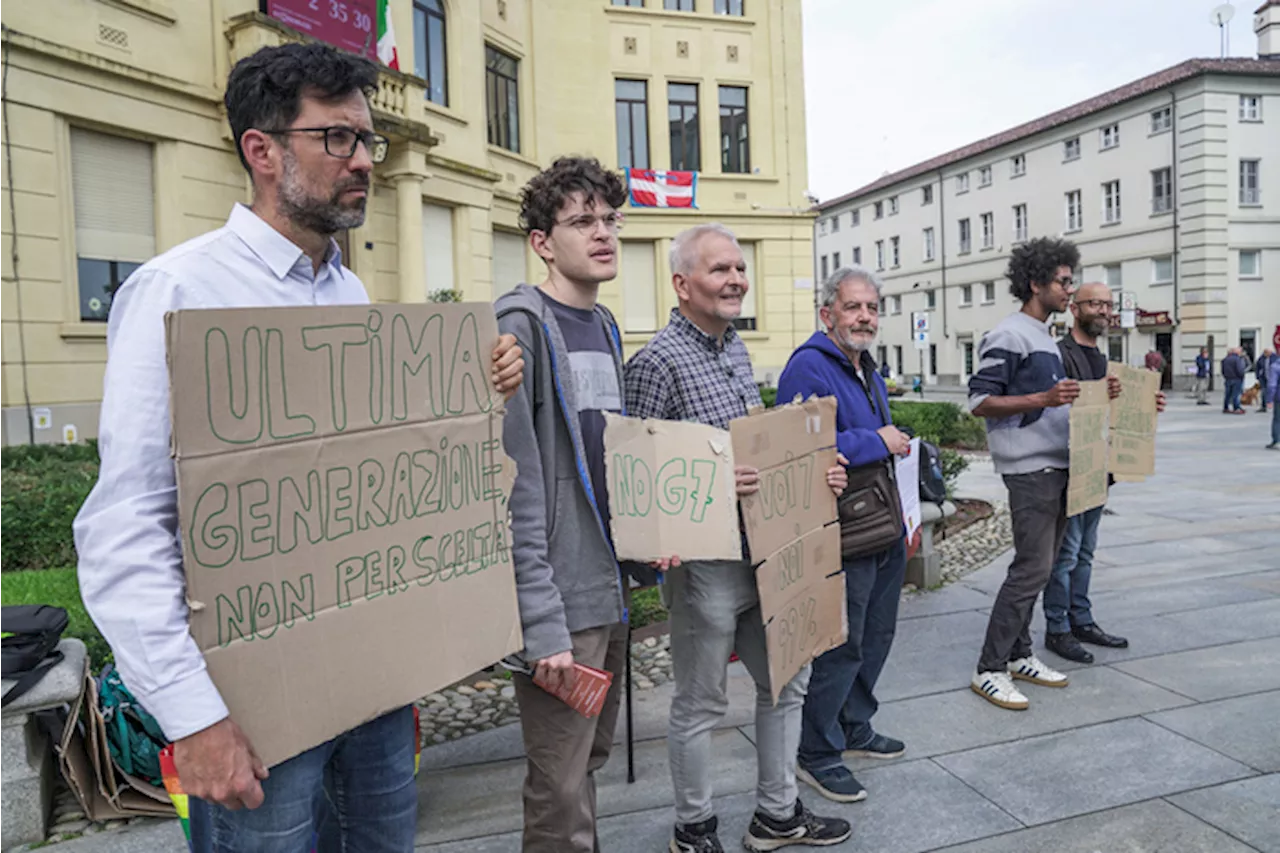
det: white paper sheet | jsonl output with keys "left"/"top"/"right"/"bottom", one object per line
{"left": 896, "top": 438, "right": 922, "bottom": 540}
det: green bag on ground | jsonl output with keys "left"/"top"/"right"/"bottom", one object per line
{"left": 98, "top": 664, "right": 167, "bottom": 786}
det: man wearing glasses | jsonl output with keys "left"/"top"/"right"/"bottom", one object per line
{"left": 967, "top": 238, "right": 1084, "bottom": 711}
{"left": 494, "top": 157, "right": 633, "bottom": 852}
{"left": 625, "top": 224, "right": 851, "bottom": 852}
{"left": 74, "top": 43, "right": 524, "bottom": 850}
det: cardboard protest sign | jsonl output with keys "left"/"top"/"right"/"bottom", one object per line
{"left": 166, "top": 304, "right": 522, "bottom": 768}
{"left": 730, "top": 396, "right": 845, "bottom": 702}
{"left": 1067, "top": 379, "right": 1110, "bottom": 517}
{"left": 603, "top": 414, "right": 741, "bottom": 561}
{"left": 1107, "top": 363, "right": 1159, "bottom": 480}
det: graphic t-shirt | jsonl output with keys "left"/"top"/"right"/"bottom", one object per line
{"left": 538, "top": 290, "right": 622, "bottom": 537}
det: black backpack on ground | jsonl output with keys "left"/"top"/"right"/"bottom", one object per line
{"left": 2, "top": 605, "right": 69, "bottom": 707}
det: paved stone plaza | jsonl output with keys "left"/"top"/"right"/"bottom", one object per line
{"left": 46, "top": 397, "right": 1279, "bottom": 852}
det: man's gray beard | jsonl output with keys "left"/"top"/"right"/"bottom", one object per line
{"left": 833, "top": 327, "right": 874, "bottom": 353}
{"left": 278, "top": 151, "right": 367, "bottom": 235}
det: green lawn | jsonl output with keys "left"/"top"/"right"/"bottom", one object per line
{"left": 2, "top": 567, "right": 112, "bottom": 666}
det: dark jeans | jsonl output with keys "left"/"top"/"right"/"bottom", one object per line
{"left": 1272, "top": 399, "right": 1280, "bottom": 444}
{"left": 799, "top": 538, "right": 906, "bottom": 772}
{"left": 978, "top": 469, "right": 1069, "bottom": 673}
{"left": 1224, "top": 379, "right": 1243, "bottom": 411}
{"left": 1043, "top": 504, "right": 1103, "bottom": 634}
{"left": 188, "top": 706, "right": 417, "bottom": 853}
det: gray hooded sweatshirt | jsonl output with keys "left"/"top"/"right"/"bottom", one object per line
{"left": 495, "top": 284, "right": 627, "bottom": 662}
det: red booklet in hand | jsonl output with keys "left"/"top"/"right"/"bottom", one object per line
{"left": 532, "top": 663, "right": 615, "bottom": 718}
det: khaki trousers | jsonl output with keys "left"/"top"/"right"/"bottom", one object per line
{"left": 512, "top": 621, "right": 627, "bottom": 853}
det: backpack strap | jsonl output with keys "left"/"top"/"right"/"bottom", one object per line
{"left": 2, "top": 649, "right": 64, "bottom": 708}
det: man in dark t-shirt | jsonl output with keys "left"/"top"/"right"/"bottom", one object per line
{"left": 1046, "top": 283, "right": 1127, "bottom": 664}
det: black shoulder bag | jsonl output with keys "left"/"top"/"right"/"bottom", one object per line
{"left": 2, "top": 605, "right": 70, "bottom": 707}
{"left": 837, "top": 357, "right": 905, "bottom": 559}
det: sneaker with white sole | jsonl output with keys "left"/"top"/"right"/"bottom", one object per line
{"left": 970, "top": 670, "right": 1029, "bottom": 710}
{"left": 1008, "top": 655, "right": 1069, "bottom": 688}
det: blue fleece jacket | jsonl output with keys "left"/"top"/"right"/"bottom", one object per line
{"left": 776, "top": 331, "right": 892, "bottom": 467}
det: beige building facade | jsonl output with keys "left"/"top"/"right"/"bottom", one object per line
{"left": 1, "top": 0, "right": 814, "bottom": 444}
{"left": 815, "top": 17, "right": 1280, "bottom": 391}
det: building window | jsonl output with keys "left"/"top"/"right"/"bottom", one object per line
{"left": 1239, "top": 95, "right": 1262, "bottom": 121}
{"left": 664, "top": 0, "right": 694, "bottom": 10}
{"left": 1151, "top": 256, "right": 1173, "bottom": 285}
{"left": 619, "top": 241, "right": 658, "bottom": 329}
{"left": 955, "top": 172, "right": 970, "bottom": 194}
{"left": 926, "top": 289, "right": 936, "bottom": 309}
{"left": 668, "top": 82, "right": 700, "bottom": 171}
{"left": 888, "top": 195, "right": 899, "bottom": 215}
{"left": 1011, "top": 154, "right": 1026, "bottom": 177}
{"left": 714, "top": 0, "right": 744, "bottom": 13}
{"left": 613, "top": 0, "right": 645, "bottom": 5}
{"left": 832, "top": 251, "right": 841, "bottom": 269}
{"left": 485, "top": 46, "right": 520, "bottom": 152}
{"left": 877, "top": 344, "right": 888, "bottom": 368}
{"left": 732, "top": 241, "right": 758, "bottom": 331}
{"left": 894, "top": 345, "right": 903, "bottom": 376}
{"left": 960, "top": 284, "right": 973, "bottom": 306}
{"left": 1240, "top": 159, "right": 1261, "bottom": 205}
{"left": 1239, "top": 250, "right": 1261, "bottom": 278}
{"left": 879, "top": 297, "right": 886, "bottom": 315}
{"left": 820, "top": 254, "right": 829, "bottom": 280}
{"left": 718, "top": 85, "right": 749, "bottom": 173}
{"left": 983, "top": 281, "right": 996, "bottom": 303}
{"left": 1150, "top": 106, "right": 1172, "bottom": 133}
{"left": 963, "top": 341, "right": 975, "bottom": 376}
{"left": 851, "top": 208, "right": 860, "bottom": 227}
{"left": 923, "top": 227, "right": 935, "bottom": 261}
{"left": 1151, "top": 167, "right": 1172, "bottom": 214}
{"left": 1100, "top": 124, "right": 1120, "bottom": 150}
{"left": 922, "top": 184, "right": 934, "bottom": 205}
{"left": 830, "top": 214, "right": 840, "bottom": 233}
{"left": 1103, "top": 180, "right": 1121, "bottom": 224}
{"left": 1012, "top": 203, "right": 1028, "bottom": 242}
{"left": 852, "top": 246, "right": 862, "bottom": 265}
{"left": 1066, "top": 189, "right": 1083, "bottom": 231}
{"left": 1104, "top": 264, "right": 1121, "bottom": 289}
{"left": 413, "top": 0, "right": 448, "bottom": 106}
{"left": 891, "top": 294, "right": 902, "bottom": 315}
{"left": 1064, "top": 137, "right": 1081, "bottom": 161}
{"left": 979, "top": 165, "right": 992, "bottom": 187}
{"left": 818, "top": 218, "right": 827, "bottom": 236}
{"left": 929, "top": 343, "right": 937, "bottom": 375}
{"left": 980, "top": 212, "right": 994, "bottom": 249}
{"left": 492, "top": 230, "right": 527, "bottom": 298}
{"left": 890, "top": 236, "right": 900, "bottom": 267}
{"left": 615, "top": 79, "right": 649, "bottom": 169}
{"left": 874, "top": 200, "right": 884, "bottom": 219}
{"left": 875, "top": 240, "right": 885, "bottom": 270}
{"left": 958, "top": 218, "right": 971, "bottom": 253}
{"left": 71, "top": 128, "right": 154, "bottom": 321}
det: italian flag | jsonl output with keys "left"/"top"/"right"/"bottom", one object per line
{"left": 377, "top": 0, "right": 399, "bottom": 69}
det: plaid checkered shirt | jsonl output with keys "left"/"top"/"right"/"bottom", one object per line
{"left": 624, "top": 308, "right": 761, "bottom": 428}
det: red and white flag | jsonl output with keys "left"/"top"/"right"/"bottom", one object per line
{"left": 627, "top": 169, "right": 698, "bottom": 208}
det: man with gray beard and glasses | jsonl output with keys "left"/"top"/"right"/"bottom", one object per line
{"left": 776, "top": 266, "right": 911, "bottom": 805}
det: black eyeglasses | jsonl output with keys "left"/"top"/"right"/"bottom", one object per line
{"left": 262, "top": 126, "right": 390, "bottom": 164}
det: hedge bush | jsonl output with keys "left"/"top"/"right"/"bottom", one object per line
{"left": 1, "top": 442, "right": 100, "bottom": 572}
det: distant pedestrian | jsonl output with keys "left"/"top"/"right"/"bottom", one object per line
{"left": 1256, "top": 349, "right": 1272, "bottom": 413}
{"left": 1144, "top": 349, "right": 1165, "bottom": 374}
{"left": 1222, "top": 348, "right": 1247, "bottom": 414}
{"left": 1193, "top": 347, "right": 1211, "bottom": 405}
{"left": 1267, "top": 351, "right": 1280, "bottom": 449}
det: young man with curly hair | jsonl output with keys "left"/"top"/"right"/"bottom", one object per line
{"left": 967, "top": 237, "right": 1083, "bottom": 711}
{"left": 494, "top": 157, "right": 632, "bottom": 851}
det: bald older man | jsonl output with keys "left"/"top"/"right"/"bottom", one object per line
{"left": 1044, "top": 283, "right": 1164, "bottom": 663}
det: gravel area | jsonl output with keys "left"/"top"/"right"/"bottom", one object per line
{"left": 936, "top": 499, "right": 1012, "bottom": 584}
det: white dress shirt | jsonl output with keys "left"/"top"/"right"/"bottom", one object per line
{"left": 73, "top": 204, "right": 370, "bottom": 741}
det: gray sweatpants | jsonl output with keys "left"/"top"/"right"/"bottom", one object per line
{"left": 664, "top": 558, "right": 809, "bottom": 825}
{"left": 977, "top": 468, "right": 1070, "bottom": 673}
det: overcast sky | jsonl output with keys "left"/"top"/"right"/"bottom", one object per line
{"left": 801, "top": 0, "right": 1264, "bottom": 200}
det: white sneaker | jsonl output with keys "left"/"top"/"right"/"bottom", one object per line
{"left": 1008, "top": 655, "right": 1069, "bottom": 688}
{"left": 971, "top": 670, "right": 1029, "bottom": 710}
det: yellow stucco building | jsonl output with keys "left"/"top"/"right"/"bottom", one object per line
{"left": 1, "top": 0, "right": 814, "bottom": 444}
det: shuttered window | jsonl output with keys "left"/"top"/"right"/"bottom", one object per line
{"left": 621, "top": 241, "right": 658, "bottom": 333}
{"left": 422, "top": 202, "right": 455, "bottom": 298}
{"left": 492, "top": 230, "right": 527, "bottom": 299}
{"left": 71, "top": 128, "right": 154, "bottom": 320}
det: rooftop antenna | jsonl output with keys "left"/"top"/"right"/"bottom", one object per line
{"left": 1210, "top": 4, "right": 1235, "bottom": 58}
